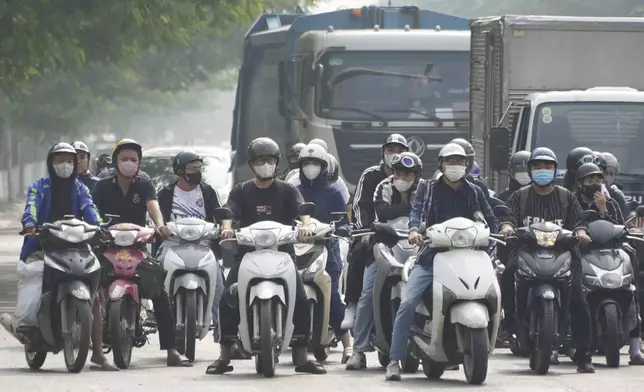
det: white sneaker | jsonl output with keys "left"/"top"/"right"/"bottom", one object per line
{"left": 341, "top": 304, "right": 356, "bottom": 329}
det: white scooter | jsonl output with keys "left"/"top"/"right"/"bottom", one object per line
{"left": 216, "top": 204, "right": 312, "bottom": 378}
{"left": 372, "top": 217, "right": 419, "bottom": 371}
{"left": 158, "top": 217, "right": 221, "bottom": 362}
{"left": 403, "top": 213, "right": 503, "bottom": 385}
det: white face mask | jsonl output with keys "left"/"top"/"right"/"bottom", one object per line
{"left": 393, "top": 179, "right": 413, "bottom": 193}
{"left": 302, "top": 164, "right": 321, "bottom": 180}
{"left": 514, "top": 172, "right": 532, "bottom": 186}
{"left": 253, "top": 163, "right": 276, "bottom": 179}
{"left": 53, "top": 163, "right": 74, "bottom": 179}
{"left": 443, "top": 165, "right": 466, "bottom": 182}
{"left": 383, "top": 154, "right": 396, "bottom": 168}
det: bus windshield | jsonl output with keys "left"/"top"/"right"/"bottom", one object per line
{"left": 532, "top": 102, "right": 644, "bottom": 175}
{"left": 317, "top": 50, "right": 469, "bottom": 122}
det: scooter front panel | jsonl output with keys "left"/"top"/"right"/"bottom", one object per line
{"left": 434, "top": 250, "right": 496, "bottom": 300}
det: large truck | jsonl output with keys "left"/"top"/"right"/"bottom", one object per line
{"left": 230, "top": 6, "right": 470, "bottom": 187}
{"left": 469, "top": 15, "right": 644, "bottom": 201}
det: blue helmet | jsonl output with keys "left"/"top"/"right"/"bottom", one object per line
{"left": 469, "top": 161, "right": 481, "bottom": 178}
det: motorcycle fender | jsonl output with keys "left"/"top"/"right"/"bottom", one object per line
{"left": 172, "top": 273, "right": 207, "bottom": 296}
{"left": 249, "top": 281, "right": 285, "bottom": 305}
{"left": 108, "top": 279, "right": 140, "bottom": 304}
{"left": 304, "top": 284, "right": 318, "bottom": 303}
{"left": 57, "top": 280, "right": 92, "bottom": 302}
{"left": 528, "top": 284, "right": 559, "bottom": 309}
{"left": 450, "top": 302, "right": 490, "bottom": 329}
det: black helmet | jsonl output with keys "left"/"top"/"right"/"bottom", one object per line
{"left": 47, "top": 142, "right": 77, "bottom": 174}
{"left": 565, "top": 147, "right": 594, "bottom": 171}
{"left": 96, "top": 153, "right": 112, "bottom": 170}
{"left": 603, "top": 152, "right": 619, "bottom": 172}
{"left": 287, "top": 143, "right": 306, "bottom": 164}
{"left": 71, "top": 141, "right": 90, "bottom": 155}
{"left": 112, "top": 138, "right": 143, "bottom": 162}
{"left": 383, "top": 134, "right": 408, "bottom": 149}
{"left": 509, "top": 150, "right": 530, "bottom": 174}
{"left": 575, "top": 163, "right": 603, "bottom": 183}
{"left": 172, "top": 151, "right": 203, "bottom": 175}
{"left": 528, "top": 147, "right": 558, "bottom": 167}
{"left": 247, "top": 137, "right": 280, "bottom": 163}
{"left": 449, "top": 138, "right": 475, "bottom": 157}
{"left": 391, "top": 152, "right": 423, "bottom": 175}
{"left": 593, "top": 151, "right": 607, "bottom": 171}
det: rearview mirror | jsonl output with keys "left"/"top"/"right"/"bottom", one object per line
{"left": 580, "top": 209, "right": 599, "bottom": 222}
{"left": 636, "top": 205, "right": 644, "bottom": 218}
{"left": 489, "top": 127, "right": 513, "bottom": 172}
{"left": 298, "top": 202, "right": 315, "bottom": 216}
{"left": 214, "top": 207, "right": 234, "bottom": 223}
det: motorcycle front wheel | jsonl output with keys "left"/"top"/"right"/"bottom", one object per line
{"left": 532, "top": 299, "right": 555, "bottom": 375}
{"left": 184, "top": 290, "right": 198, "bottom": 362}
{"left": 109, "top": 298, "right": 136, "bottom": 369}
{"left": 461, "top": 326, "right": 489, "bottom": 385}
{"left": 259, "top": 300, "right": 276, "bottom": 378}
{"left": 602, "top": 303, "right": 621, "bottom": 367}
{"left": 62, "top": 297, "right": 92, "bottom": 373}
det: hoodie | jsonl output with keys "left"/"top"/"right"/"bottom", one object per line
{"left": 297, "top": 170, "right": 346, "bottom": 225}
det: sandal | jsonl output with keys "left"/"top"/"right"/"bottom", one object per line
{"left": 206, "top": 359, "right": 234, "bottom": 375}
{"left": 168, "top": 357, "right": 193, "bottom": 367}
{"left": 89, "top": 361, "right": 119, "bottom": 371}
{"left": 341, "top": 347, "right": 353, "bottom": 364}
{"left": 295, "top": 360, "right": 327, "bottom": 374}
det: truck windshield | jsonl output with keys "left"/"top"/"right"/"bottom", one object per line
{"left": 532, "top": 102, "right": 644, "bottom": 175}
{"left": 317, "top": 50, "right": 469, "bottom": 122}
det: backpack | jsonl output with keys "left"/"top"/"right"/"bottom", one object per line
{"left": 518, "top": 185, "right": 569, "bottom": 221}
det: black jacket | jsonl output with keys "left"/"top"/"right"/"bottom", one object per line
{"left": 352, "top": 164, "right": 388, "bottom": 229}
{"left": 157, "top": 181, "right": 223, "bottom": 224}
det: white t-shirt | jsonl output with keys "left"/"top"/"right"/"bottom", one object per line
{"left": 172, "top": 185, "right": 206, "bottom": 219}
{"left": 286, "top": 169, "right": 350, "bottom": 204}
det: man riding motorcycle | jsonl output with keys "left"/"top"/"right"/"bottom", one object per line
{"left": 499, "top": 147, "right": 595, "bottom": 373}
{"left": 341, "top": 134, "right": 409, "bottom": 329}
{"left": 96, "top": 153, "right": 113, "bottom": 178}
{"left": 280, "top": 143, "right": 306, "bottom": 180}
{"left": 296, "top": 143, "right": 353, "bottom": 363}
{"left": 72, "top": 141, "right": 100, "bottom": 190}
{"left": 91, "top": 138, "right": 191, "bottom": 369}
{"left": 345, "top": 152, "right": 424, "bottom": 371}
{"left": 563, "top": 147, "right": 596, "bottom": 192}
{"left": 4, "top": 143, "right": 101, "bottom": 336}
{"left": 385, "top": 143, "right": 497, "bottom": 381}
{"left": 600, "top": 152, "right": 629, "bottom": 216}
{"left": 498, "top": 151, "right": 532, "bottom": 202}
{"left": 205, "top": 137, "right": 326, "bottom": 375}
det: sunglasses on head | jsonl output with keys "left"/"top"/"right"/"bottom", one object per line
{"left": 391, "top": 154, "right": 415, "bottom": 168}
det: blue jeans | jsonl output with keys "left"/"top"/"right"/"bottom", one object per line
{"left": 327, "top": 240, "right": 347, "bottom": 337}
{"left": 390, "top": 261, "right": 434, "bottom": 361}
{"left": 352, "top": 261, "right": 379, "bottom": 352}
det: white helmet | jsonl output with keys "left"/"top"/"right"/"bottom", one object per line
{"left": 299, "top": 143, "right": 329, "bottom": 166}
{"left": 309, "top": 138, "right": 328, "bottom": 151}
{"left": 438, "top": 143, "right": 467, "bottom": 159}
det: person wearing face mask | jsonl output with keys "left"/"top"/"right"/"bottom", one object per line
{"left": 91, "top": 139, "right": 191, "bottom": 369}
{"left": 499, "top": 147, "right": 596, "bottom": 372}
{"left": 72, "top": 141, "right": 100, "bottom": 190}
{"left": 498, "top": 151, "right": 531, "bottom": 202}
{"left": 345, "top": 152, "right": 424, "bottom": 371}
{"left": 341, "top": 133, "right": 408, "bottom": 330}
{"left": 5, "top": 143, "right": 100, "bottom": 346}
{"left": 600, "top": 152, "right": 628, "bottom": 216}
{"left": 447, "top": 138, "right": 493, "bottom": 202}
{"left": 206, "top": 137, "right": 325, "bottom": 375}
{"left": 280, "top": 142, "right": 306, "bottom": 180}
{"left": 384, "top": 143, "right": 497, "bottom": 381}
{"left": 563, "top": 147, "right": 595, "bottom": 192}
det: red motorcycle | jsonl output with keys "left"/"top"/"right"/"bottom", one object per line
{"left": 100, "top": 216, "right": 156, "bottom": 369}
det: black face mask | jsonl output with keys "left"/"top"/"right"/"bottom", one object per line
{"left": 185, "top": 171, "right": 202, "bottom": 185}
{"left": 583, "top": 184, "right": 602, "bottom": 199}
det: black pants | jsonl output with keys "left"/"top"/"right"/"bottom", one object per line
{"left": 219, "top": 248, "right": 311, "bottom": 348}
{"left": 344, "top": 240, "right": 374, "bottom": 304}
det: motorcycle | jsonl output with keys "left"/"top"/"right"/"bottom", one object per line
{"left": 100, "top": 215, "right": 157, "bottom": 369}
{"left": 3, "top": 217, "right": 101, "bottom": 373}
{"left": 581, "top": 210, "right": 642, "bottom": 367}
{"left": 215, "top": 203, "right": 314, "bottom": 378}
{"left": 371, "top": 217, "right": 419, "bottom": 371}
{"left": 403, "top": 213, "right": 503, "bottom": 385}
{"left": 158, "top": 217, "right": 221, "bottom": 362}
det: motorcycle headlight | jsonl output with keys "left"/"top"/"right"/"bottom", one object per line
{"left": 179, "top": 225, "right": 204, "bottom": 241}
{"left": 445, "top": 227, "right": 477, "bottom": 248}
{"left": 112, "top": 230, "right": 137, "bottom": 246}
{"left": 517, "top": 256, "right": 536, "bottom": 277}
{"left": 599, "top": 272, "right": 623, "bottom": 289}
{"left": 533, "top": 229, "right": 558, "bottom": 248}
{"left": 553, "top": 256, "right": 571, "bottom": 278}
{"left": 254, "top": 231, "right": 277, "bottom": 247}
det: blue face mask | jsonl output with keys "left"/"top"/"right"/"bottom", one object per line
{"left": 531, "top": 169, "right": 555, "bottom": 186}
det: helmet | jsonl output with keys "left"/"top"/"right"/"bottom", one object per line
{"left": 392, "top": 152, "right": 423, "bottom": 175}
{"left": 327, "top": 154, "right": 340, "bottom": 182}
{"left": 287, "top": 143, "right": 306, "bottom": 164}
{"left": 71, "top": 141, "right": 90, "bottom": 155}
{"left": 383, "top": 134, "right": 408, "bottom": 149}
{"left": 509, "top": 150, "right": 531, "bottom": 173}
{"left": 575, "top": 163, "right": 603, "bottom": 183}
{"left": 438, "top": 143, "right": 467, "bottom": 159}
{"left": 469, "top": 161, "right": 481, "bottom": 178}
{"left": 112, "top": 138, "right": 142, "bottom": 162}
{"left": 96, "top": 153, "right": 112, "bottom": 170}
{"left": 172, "top": 151, "right": 203, "bottom": 175}
{"left": 593, "top": 151, "right": 607, "bottom": 171}
{"left": 449, "top": 138, "right": 475, "bottom": 157}
{"left": 298, "top": 143, "right": 329, "bottom": 167}
{"left": 309, "top": 139, "right": 328, "bottom": 151}
{"left": 528, "top": 147, "right": 558, "bottom": 166}
{"left": 247, "top": 137, "right": 280, "bottom": 163}
{"left": 47, "top": 142, "right": 77, "bottom": 174}
{"left": 603, "top": 152, "right": 619, "bottom": 171}
{"left": 565, "top": 147, "right": 594, "bottom": 171}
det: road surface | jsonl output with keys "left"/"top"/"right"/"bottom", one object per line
{"left": 0, "top": 233, "right": 644, "bottom": 392}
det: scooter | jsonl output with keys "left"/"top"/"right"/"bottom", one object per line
{"left": 158, "top": 217, "right": 221, "bottom": 362}
{"left": 403, "top": 213, "right": 503, "bottom": 385}
{"left": 100, "top": 215, "right": 157, "bottom": 369}
{"left": 581, "top": 211, "right": 642, "bottom": 367}
{"left": 371, "top": 217, "right": 419, "bottom": 371}
{"left": 2, "top": 217, "right": 101, "bottom": 373}
{"left": 215, "top": 203, "right": 313, "bottom": 378}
